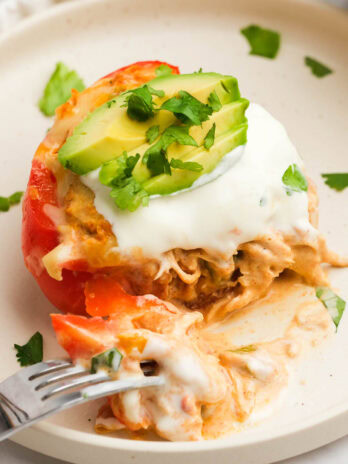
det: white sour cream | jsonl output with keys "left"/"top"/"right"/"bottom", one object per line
{"left": 82, "top": 103, "right": 317, "bottom": 260}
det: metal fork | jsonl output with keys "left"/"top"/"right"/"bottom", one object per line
{"left": 0, "top": 359, "right": 163, "bottom": 441}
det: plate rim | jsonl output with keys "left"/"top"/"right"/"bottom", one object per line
{"left": 2, "top": 0, "right": 348, "bottom": 458}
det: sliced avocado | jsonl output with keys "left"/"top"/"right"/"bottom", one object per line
{"left": 131, "top": 98, "right": 249, "bottom": 184}
{"left": 58, "top": 73, "right": 241, "bottom": 175}
{"left": 142, "top": 124, "right": 248, "bottom": 196}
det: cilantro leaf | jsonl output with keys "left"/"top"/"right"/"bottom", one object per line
{"left": 305, "top": 57, "right": 333, "bottom": 78}
{"left": 147, "top": 86, "right": 165, "bottom": 98}
{"left": 321, "top": 173, "right": 348, "bottom": 192}
{"left": 147, "top": 149, "right": 172, "bottom": 176}
{"left": 0, "top": 191, "right": 24, "bottom": 212}
{"left": 208, "top": 90, "right": 222, "bottom": 112}
{"left": 39, "top": 62, "right": 85, "bottom": 116}
{"left": 0, "top": 197, "right": 10, "bottom": 212}
{"left": 91, "top": 348, "right": 123, "bottom": 374}
{"left": 110, "top": 178, "right": 149, "bottom": 212}
{"left": 160, "top": 91, "right": 213, "bottom": 126}
{"left": 106, "top": 99, "right": 116, "bottom": 108}
{"left": 282, "top": 164, "right": 308, "bottom": 195}
{"left": 14, "top": 332, "right": 43, "bottom": 366}
{"left": 143, "top": 125, "right": 198, "bottom": 176}
{"left": 161, "top": 125, "right": 198, "bottom": 149}
{"left": 146, "top": 125, "right": 160, "bottom": 144}
{"left": 241, "top": 25, "right": 281, "bottom": 59}
{"left": 99, "top": 153, "right": 140, "bottom": 186}
{"left": 170, "top": 158, "right": 203, "bottom": 172}
{"left": 204, "top": 123, "right": 216, "bottom": 150}
{"left": 125, "top": 85, "right": 155, "bottom": 122}
{"left": 316, "top": 287, "right": 346, "bottom": 328}
{"left": 155, "top": 64, "right": 173, "bottom": 77}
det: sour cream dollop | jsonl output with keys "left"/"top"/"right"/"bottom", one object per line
{"left": 82, "top": 103, "right": 317, "bottom": 260}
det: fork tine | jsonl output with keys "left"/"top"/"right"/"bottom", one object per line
{"left": 41, "top": 371, "right": 109, "bottom": 400}
{"left": 46, "top": 376, "right": 165, "bottom": 414}
{"left": 25, "top": 360, "right": 73, "bottom": 380}
{"left": 32, "top": 365, "right": 86, "bottom": 390}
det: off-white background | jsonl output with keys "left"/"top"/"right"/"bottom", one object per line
{"left": 0, "top": 0, "right": 347, "bottom": 462}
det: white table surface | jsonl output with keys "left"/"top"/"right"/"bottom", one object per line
{"left": 0, "top": 0, "right": 347, "bottom": 462}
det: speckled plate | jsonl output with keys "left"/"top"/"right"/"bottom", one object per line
{"left": 0, "top": 0, "right": 347, "bottom": 462}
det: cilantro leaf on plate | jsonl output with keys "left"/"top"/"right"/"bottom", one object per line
{"left": 146, "top": 125, "right": 160, "bottom": 144}
{"left": 155, "top": 64, "right": 173, "bottom": 77}
{"left": 91, "top": 348, "right": 123, "bottom": 374}
{"left": 14, "top": 331, "right": 43, "bottom": 366}
{"left": 305, "top": 57, "right": 333, "bottom": 78}
{"left": 170, "top": 158, "right": 203, "bottom": 172}
{"left": 282, "top": 164, "right": 308, "bottom": 195}
{"left": 0, "top": 191, "right": 24, "bottom": 212}
{"left": 204, "top": 123, "right": 216, "bottom": 150}
{"left": 39, "top": 62, "right": 85, "bottom": 116}
{"left": 241, "top": 24, "right": 281, "bottom": 59}
{"left": 160, "top": 91, "right": 213, "bottom": 126}
{"left": 316, "top": 287, "right": 346, "bottom": 328}
{"left": 321, "top": 173, "right": 348, "bottom": 192}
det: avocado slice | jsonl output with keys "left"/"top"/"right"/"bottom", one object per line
{"left": 131, "top": 98, "right": 249, "bottom": 184}
{"left": 58, "top": 73, "right": 241, "bottom": 175}
{"left": 142, "top": 124, "right": 248, "bottom": 196}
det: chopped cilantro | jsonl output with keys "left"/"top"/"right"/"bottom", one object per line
{"left": 160, "top": 91, "right": 213, "bottom": 126}
{"left": 321, "top": 173, "right": 348, "bottom": 192}
{"left": 99, "top": 153, "right": 148, "bottom": 212}
{"left": 106, "top": 99, "right": 116, "bottom": 108}
{"left": 241, "top": 24, "right": 280, "bottom": 59}
{"left": 0, "top": 191, "right": 24, "bottom": 212}
{"left": 316, "top": 287, "right": 346, "bottom": 328}
{"left": 110, "top": 178, "right": 149, "bottom": 212}
{"left": 208, "top": 90, "right": 222, "bottom": 112}
{"left": 282, "top": 164, "right": 308, "bottom": 195}
{"left": 305, "top": 57, "right": 333, "bottom": 78}
{"left": 99, "top": 152, "right": 140, "bottom": 186}
{"left": 146, "top": 125, "right": 160, "bottom": 144}
{"left": 143, "top": 125, "right": 198, "bottom": 176}
{"left": 39, "top": 62, "right": 85, "bottom": 116}
{"left": 147, "top": 86, "right": 165, "bottom": 98}
{"left": 170, "top": 158, "right": 203, "bottom": 172}
{"left": 125, "top": 85, "right": 155, "bottom": 122}
{"left": 195, "top": 68, "right": 203, "bottom": 73}
{"left": 91, "top": 348, "right": 123, "bottom": 374}
{"left": 155, "top": 64, "right": 173, "bottom": 77}
{"left": 146, "top": 150, "right": 172, "bottom": 176}
{"left": 14, "top": 332, "right": 43, "bottom": 366}
{"left": 204, "top": 123, "right": 216, "bottom": 150}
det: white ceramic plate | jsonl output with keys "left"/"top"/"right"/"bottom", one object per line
{"left": 0, "top": 0, "right": 347, "bottom": 462}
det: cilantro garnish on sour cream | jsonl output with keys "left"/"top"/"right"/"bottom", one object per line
{"left": 282, "top": 164, "right": 308, "bottom": 195}
{"left": 241, "top": 24, "right": 281, "bottom": 59}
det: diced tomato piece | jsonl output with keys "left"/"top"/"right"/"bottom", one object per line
{"left": 85, "top": 276, "right": 139, "bottom": 317}
{"left": 51, "top": 314, "right": 117, "bottom": 360}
